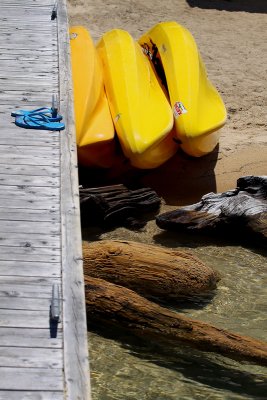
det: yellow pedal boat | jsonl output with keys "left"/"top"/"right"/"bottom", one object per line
{"left": 97, "top": 29, "right": 178, "bottom": 169}
{"left": 70, "top": 26, "right": 116, "bottom": 168}
{"left": 139, "top": 21, "right": 227, "bottom": 157}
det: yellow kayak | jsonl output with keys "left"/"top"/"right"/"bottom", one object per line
{"left": 139, "top": 21, "right": 227, "bottom": 157}
{"left": 97, "top": 29, "right": 177, "bottom": 169}
{"left": 70, "top": 26, "right": 115, "bottom": 168}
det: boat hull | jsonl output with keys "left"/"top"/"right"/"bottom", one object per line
{"left": 97, "top": 29, "right": 177, "bottom": 169}
{"left": 70, "top": 26, "right": 115, "bottom": 168}
{"left": 139, "top": 21, "right": 227, "bottom": 157}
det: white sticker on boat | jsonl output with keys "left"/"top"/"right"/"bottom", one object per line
{"left": 173, "top": 102, "right": 187, "bottom": 118}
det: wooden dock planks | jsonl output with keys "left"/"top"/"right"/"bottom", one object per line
{"left": 0, "top": 0, "right": 90, "bottom": 398}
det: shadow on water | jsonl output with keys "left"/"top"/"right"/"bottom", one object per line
{"left": 89, "top": 322, "right": 267, "bottom": 399}
{"left": 186, "top": 0, "right": 267, "bottom": 13}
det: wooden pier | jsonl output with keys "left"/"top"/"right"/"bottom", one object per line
{"left": 0, "top": 0, "right": 90, "bottom": 398}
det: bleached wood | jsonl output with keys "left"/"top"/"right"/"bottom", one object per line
{"left": 0, "top": 220, "right": 60, "bottom": 235}
{"left": 0, "top": 391, "right": 63, "bottom": 400}
{"left": 57, "top": 0, "right": 91, "bottom": 398}
{"left": 0, "top": 368, "right": 63, "bottom": 391}
{"left": 0, "top": 327, "right": 62, "bottom": 348}
{"left": 0, "top": 164, "right": 59, "bottom": 177}
{"left": 0, "top": 232, "right": 60, "bottom": 248}
{"left": 0, "top": 261, "right": 61, "bottom": 278}
{"left": 0, "top": 176, "right": 59, "bottom": 188}
{"left": 0, "top": 209, "right": 60, "bottom": 222}
{"left": 0, "top": 197, "right": 59, "bottom": 210}
{"left": 0, "top": 297, "right": 51, "bottom": 311}
{"left": 0, "top": 347, "right": 62, "bottom": 369}
{"left": 0, "top": 275, "right": 61, "bottom": 286}
{"left": 0, "top": 246, "right": 60, "bottom": 263}
{"left": 0, "top": 310, "right": 57, "bottom": 328}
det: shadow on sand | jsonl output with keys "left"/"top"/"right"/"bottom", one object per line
{"left": 79, "top": 146, "right": 219, "bottom": 207}
{"left": 186, "top": 0, "right": 267, "bottom": 13}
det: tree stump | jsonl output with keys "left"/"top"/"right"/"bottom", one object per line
{"left": 85, "top": 276, "right": 267, "bottom": 366}
{"left": 83, "top": 240, "right": 220, "bottom": 301}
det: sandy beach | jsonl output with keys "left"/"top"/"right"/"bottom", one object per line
{"left": 68, "top": 0, "right": 267, "bottom": 205}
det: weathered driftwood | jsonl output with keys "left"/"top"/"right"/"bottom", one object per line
{"left": 85, "top": 276, "right": 267, "bottom": 366}
{"left": 82, "top": 240, "right": 220, "bottom": 300}
{"left": 80, "top": 184, "right": 161, "bottom": 228}
{"left": 156, "top": 176, "right": 267, "bottom": 242}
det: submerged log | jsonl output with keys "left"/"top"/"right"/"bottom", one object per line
{"left": 156, "top": 176, "right": 267, "bottom": 242}
{"left": 80, "top": 184, "right": 161, "bottom": 228}
{"left": 82, "top": 240, "right": 220, "bottom": 300}
{"left": 85, "top": 276, "right": 267, "bottom": 366}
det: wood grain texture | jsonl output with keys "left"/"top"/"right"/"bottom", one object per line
{"left": 0, "top": 368, "right": 63, "bottom": 391}
{"left": 0, "top": 327, "right": 62, "bottom": 348}
{"left": 0, "top": 0, "right": 64, "bottom": 398}
{"left": 57, "top": 0, "right": 91, "bottom": 398}
{"left": 83, "top": 240, "right": 220, "bottom": 300}
{"left": 0, "top": 391, "right": 63, "bottom": 400}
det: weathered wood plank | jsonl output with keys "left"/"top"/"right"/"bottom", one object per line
{"left": 0, "top": 368, "right": 63, "bottom": 391}
{"left": 0, "top": 391, "right": 64, "bottom": 400}
{"left": 0, "top": 347, "right": 62, "bottom": 369}
{"left": 0, "top": 138, "right": 59, "bottom": 147}
{"left": 0, "top": 144, "right": 60, "bottom": 156}
{"left": 0, "top": 154, "right": 60, "bottom": 166}
{"left": 0, "top": 197, "right": 59, "bottom": 210}
{"left": 0, "top": 280, "right": 60, "bottom": 298}
{"left": 0, "top": 183, "right": 59, "bottom": 196}
{"left": 0, "top": 327, "right": 62, "bottom": 348}
{"left": 0, "top": 175, "right": 59, "bottom": 187}
{"left": 0, "top": 164, "right": 59, "bottom": 177}
{"left": 0, "top": 261, "right": 61, "bottom": 278}
{"left": 0, "top": 275, "right": 61, "bottom": 286}
{"left": 0, "top": 246, "right": 60, "bottom": 263}
{"left": 0, "top": 310, "right": 57, "bottom": 328}
{"left": 0, "top": 297, "right": 51, "bottom": 311}
{"left": 0, "top": 209, "right": 59, "bottom": 222}
{"left": 58, "top": 1, "right": 91, "bottom": 399}
{"left": 0, "top": 233, "right": 60, "bottom": 248}
{"left": 0, "top": 220, "right": 60, "bottom": 235}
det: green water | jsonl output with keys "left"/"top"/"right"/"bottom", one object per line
{"left": 84, "top": 223, "right": 267, "bottom": 399}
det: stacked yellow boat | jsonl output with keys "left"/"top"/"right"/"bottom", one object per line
{"left": 70, "top": 22, "right": 227, "bottom": 169}
{"left": 69, "top": 26, "right": 116, "bottom": 168}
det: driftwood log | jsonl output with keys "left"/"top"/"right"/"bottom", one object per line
{"left": 82, "top": 240, "right": 267, "bottom": 365}
{"left": 156, "top": 176, "right": 267, "bottom": 243}
{"left": 80, "top": 184, "right": 161, "bottom": 228}
{"left": 85, "top": 276, "right": 267, "bottom": 366}
{"left": 83, "top": 240, "right": 220, "bottom": 300}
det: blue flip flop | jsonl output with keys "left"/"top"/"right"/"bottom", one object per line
{"left": 11, "top": 107, "right": 63, "bottom": 122}
{"left": 15, "top": 114, "right": 65, "bottom": 131}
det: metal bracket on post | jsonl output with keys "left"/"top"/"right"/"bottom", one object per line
{"left": 51, "top": 1, "right": 58, "bottom": 20}
{"left": 51, "top": 94, "right": 59, "bottom": 119}
{"left": 50, "top": 283, "right": 61, "bottom": 323}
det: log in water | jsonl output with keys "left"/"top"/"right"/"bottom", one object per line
{"left": 85, "top": 276, "right": 267, "bottom": 366}
{"left": 83, "top": 240, "right": 220, "bottom": 300}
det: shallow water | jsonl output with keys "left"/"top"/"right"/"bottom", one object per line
{"left": 84, "top": 224, "right": 267, "bottom": 399}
